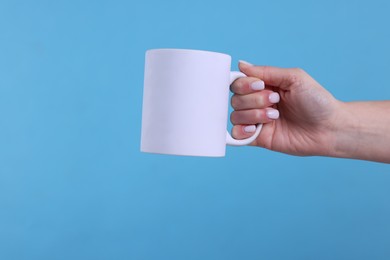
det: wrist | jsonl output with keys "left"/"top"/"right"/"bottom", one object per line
{"left": 328, "top": 101, "right": 361, "bottom": 159}
{"left": 328, "top": 101, "right": 390, "bottom": 163}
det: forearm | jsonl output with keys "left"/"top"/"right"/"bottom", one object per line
{"left": 331, "top": 101, "right": 390, "bottom": 163}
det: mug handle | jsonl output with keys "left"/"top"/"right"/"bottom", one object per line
{"left": 226, "top": 71, "right": 263, "bottom": 146}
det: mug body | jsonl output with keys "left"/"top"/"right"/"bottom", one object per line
{"left": 141, "top": 49, "right": 231, "bottom": 156}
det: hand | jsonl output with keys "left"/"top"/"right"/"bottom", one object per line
{"left": 230, "top": 62, "right": 342, "bottom": 156}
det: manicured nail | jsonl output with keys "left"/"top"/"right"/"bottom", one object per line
{"left": 244, "top": 125, "right": 256, "bottom": 133}
{"left": 239, "top": 60, "right": 253, "bottom": 66}
{"left": 266, "top": 108, "right": 280, "bottom": 119}
{"left": 269, "top": 92, "right": 280, "bottom": 103}
{"left": 251, "top": 80, "right": 265, "bottom": 90}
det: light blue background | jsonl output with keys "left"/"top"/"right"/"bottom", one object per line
{"left": 1, "top": 0, "right": 389, "bottom": 259}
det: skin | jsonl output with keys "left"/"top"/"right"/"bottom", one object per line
{"left": 230, "top": 61, "right": 390, "bottom": 163}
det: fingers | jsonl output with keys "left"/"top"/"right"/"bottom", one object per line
{"left": 230, "top": 61, "right": 286, "bottom": 142}
{"left": 231, "top": 90, "right": 280, "bottom": 110}
{"left": 230, "top": 76, "right": 265, "bottom": 95}
{"left": 231, "top": 125, "right": 259, "bottom": 141}
{"left": 230, "top": 108, "right": 280, "bottom": 125}
{"left": 238, "top": 61, "right": 306, "bottom": 89}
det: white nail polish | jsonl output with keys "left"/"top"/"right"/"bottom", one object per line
{"left": 243, "top": 125, "right": 256, "bottom": 133}
{"left": 266, "top": 109, "right": 280, "bottom": 119}
{"left": 239, "top": 60, "right": 253, "bottom": 66}
{"left": 269, "top": 92, "right": 280, "bottom": 103}
{"left": 251, "top": 80, "right": 265, "bottom": 90}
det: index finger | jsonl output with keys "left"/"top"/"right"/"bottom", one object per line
{"left": 239, "top": 62, "right": 303, "bottom": 90}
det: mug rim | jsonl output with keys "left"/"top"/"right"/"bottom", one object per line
{"left": 146, "top": 48, "right": 231, "bottom": 59}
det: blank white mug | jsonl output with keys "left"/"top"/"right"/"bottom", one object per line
{"left": 141, "top": 49, "right": 262, "bottom": 157}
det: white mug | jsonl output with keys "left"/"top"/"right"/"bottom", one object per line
{"left": 141, "top": 49, "right": 262, "bottom": 157}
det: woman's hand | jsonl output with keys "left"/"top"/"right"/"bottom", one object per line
{"left": 230, "top": 62, "right": 342, "bottom": 157}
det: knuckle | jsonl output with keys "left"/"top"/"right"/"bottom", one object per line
{"left": 292, "top": 67, "right": 305, "bottom": 74}
{"left": 231, "top": 95, "right": 239, "bottom": 109}
{"left": 254, "top": 94, "right": 264, "bottom": 108}
{"left": 231, "top": 79, "right": 243, "bottom": 93}
{"left": 254, "top": 109, "right": 263, "bottom": 121}
{"left": 288, "top": 68, "right": 305, "bottom": 86}
{"left": 258, "top": 65, "right": 270, "bottom": 81}
{"left": 231, "top": 126, "right": 240, "bottom": 138}
{"left": 230, "top": 111, "right": 237, "bottom": 123}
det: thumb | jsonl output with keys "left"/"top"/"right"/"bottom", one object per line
{"left": 239, "top": 61, "right": 300, "bottom": 90}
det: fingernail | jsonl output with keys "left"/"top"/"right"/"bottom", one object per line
{"left": 250, "top": 80, "right": 265, "bottom": 90}
{"left": 239, "top": 60, "right": 253, "bottom": 66}
{"left": 244, "top": 125, "right": 256, "bottom": 133}
{"left": 269, "top": 92, "right": 280, "bottom": 103}
{"left": 266, "top": 108, "right": 280, "bottom": 119}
